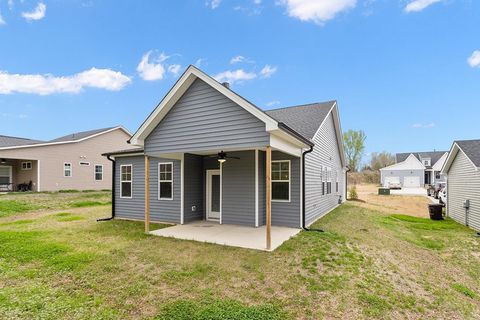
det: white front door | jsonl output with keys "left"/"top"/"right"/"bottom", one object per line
{"left": 206, "top": 169, "right": 221, "bottom": 221}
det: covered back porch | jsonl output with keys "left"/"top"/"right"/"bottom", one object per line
{"left": 0, "top": 158, "right": 39, "bottom": 192}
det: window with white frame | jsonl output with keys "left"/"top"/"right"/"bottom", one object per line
{"left": 158, "top": 162, "right": 173, "bottom": 200}
{"left": 435, "top": 171, "right": 441, "bottom": 179}
{"left": 422, "top": 158, "right": 431, "bottom": 166}
{"left": 95, "top": 165, "right": 103, "bottom": 181}
{"left": 272, "top": 160, "right": 290, "bottom": 201}
{"left": 327, "top": 168, "right": 332, "bottom": 194}
{"left": 21, "top": 161, "right": 32, "bottom": 170}
{"left": 322, "top": 166, "right": 326, "bottom": 196}
{"left": 64, "top": 163, "right": 72, "bottom": 177}
{"left": 336, "top": 171, "right": 339, "bottom": 193}
{"left": 120, "top": 165, "right": 132, "bottom": 198}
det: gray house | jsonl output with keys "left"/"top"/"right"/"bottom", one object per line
{"left": 380, "top": 151, "right": 448, "bottom": 188}
{"left": 441, "top": 140, "right": 480, "bottom": 232}
{"left": 104, "top": 66, "right": 346, "bottom": 249}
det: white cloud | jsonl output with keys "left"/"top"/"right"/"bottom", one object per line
{"left": 21, "top": 2, "right": 46, "bottom": 21}
{"left": 8, "top": 0, "right": 14, "bottom": 10}
{"left": 194, "top": 58, "right": 207, "bottom": 68}
{"left": 206, "top": 0, "right": 222, "bottom": 9}
{"left": 279, "top": 0, "right": 356, "bottom": 25}
{"left": 136, "top": 51, "right": 168, "bottom": 81}
{"left": 1, "top": 113, "right": 28, "bottom": 119}
{"left": 254, "top": 0, "right": 262, "bottom": 4}
{"left": 0, "top": 68, "right": 131, "bottom": 95}
{"left": 214, "top": 69, "right": 257, "bottom": 84}
{"left": 168, "top": 64, "right": 182, "bottom": 76}
{"left": 260, "top": 65, "right": 277, "bottom": 78}
{"left": 266, "top": 100, "right": 281, "bottom": 107}
{"left": 412, "top": 122, "right": 435, "bottom": 128}
{"left": 468, "top": 50, "right": 480, "bottom": 68}
{"left": 230, "top": 55, "right": 246, "bottom": 64}
{"left": 404, "top": 0, "right": 442, "bottom": 13}
{"left": 0, "top": 10, "right": 5, "bottom": 25}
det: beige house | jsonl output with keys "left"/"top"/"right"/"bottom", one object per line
{"left": 0, "top": 127, "right": 132, "bottom": 192}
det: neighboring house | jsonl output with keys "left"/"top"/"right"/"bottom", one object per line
{"left": 380, "top": 151, "right": 448, "bottom": 188}
{"left": 0, "top": 127, "right": 132, "bottom": 192}
{"left": 441, "top": 140, "right": 480, "bottom": 232}
{"left": 104, "top": 65, "right": 346, "bottom": 236}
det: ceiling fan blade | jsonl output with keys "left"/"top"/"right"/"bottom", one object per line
{"left": 227, "top": 156, "right": 241, "bottom": 159}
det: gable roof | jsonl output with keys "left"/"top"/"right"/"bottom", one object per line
{"left": 265, "top": 101, "right": 335, "bottom": 140}
{"left": 380, "top": 153, "right": 425, "bottom": 171}
{"left": 0, "top": 126, "right": 130, "bottom": 151}
{"left": 396, "top": 151, "right": 448, "bottom": 169}
{"left": 442, "top": 139, "right": 480, "bottom": 174}
{"left": 0, "top": 135, "right": 45, "bottom": 148}
{"left": 457, "top": 140, "right": 480, "bottom": 168}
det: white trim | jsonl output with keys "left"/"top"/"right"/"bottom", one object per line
{"left": 21, "top": 161, "right": 32, "bottom": 170}
{"left": 110, "top": 153, "right": 144, "bottom": 159}
{"left": 255, "top": 149, "right": 259, "bottom": 227}
{"left": 129, "top": 65, "right": 279, "bottom": 146}
{"left": 180, "top": 154, "right": 185, "bottom": 224}
{"left": 37, "top": 160, "right": 41, "bottom": 192}
{"left": 63, "top": 162, "right": 72, "bottom": 178}
{"left": 158, "top": 162, "right": 174, "bottom": 201}
{"left": 0, "top": 126, "right": 131, "bottom": 151}
{"left": 220, "top": 162, "right": 223, "bottom": 224}
{"left": 271, "top": 160, "right": 291, "bottom": 202}
{"left": 94, "top": 164, "right": 104, "bottom": 181}
{"left": 206, "top": 169, "right": 221, "bottom": 222}
{"left": 120, "top": 164, "right": 133, "bottom": 199}
{"left": 270, "top": 134, "right": 303, "bottom": 157}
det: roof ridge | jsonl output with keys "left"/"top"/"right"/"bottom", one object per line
{"left": 456, "top": 139, "right": 480, "bottom": 143}
{"left": 265, "top": 100, "right": 336, "bottom": 112}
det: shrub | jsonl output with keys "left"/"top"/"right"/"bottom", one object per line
{"left": 349, "top": 186, "right": 358, "bottom": 200}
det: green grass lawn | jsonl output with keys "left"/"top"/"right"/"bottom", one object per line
{"left": 0, "top": 192, "right": 479, "bottom": 319}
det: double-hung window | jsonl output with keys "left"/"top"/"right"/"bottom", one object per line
{"left": 158, "top": 162, "right": 173, "bottom": 200}
{"left": 120, "top": 165, "right": 132, "bottom": 198}
{"left": 95, "top": 165, "right": 103, "bottom": 181}
{"left": 64, "top": 163, "right": 72, "bottom": 177}
{"left": 327, "top": 168, "right": 332, "bottom": 194}
{"left": 336, "top": 171, "right": 339, "bottom": 193}
{"left": 272, "top": 160, "right": 290, "bottom": 201}
{"left": 321, "top": 165, "right": 325, "bottom": 196}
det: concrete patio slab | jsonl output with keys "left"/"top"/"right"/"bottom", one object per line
{"left": 150, "top": 221, "right": 301, "bottom": 251}
{"left": 390, "top": 188, "right": 427, "bottom": 196}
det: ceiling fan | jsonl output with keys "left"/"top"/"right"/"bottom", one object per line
{"left": 209, "top": 151, "right": 240, "bottom": 163}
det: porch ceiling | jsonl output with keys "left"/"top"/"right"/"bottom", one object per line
{"left": 149, "top": 221, "right": 301, "bottom": 251}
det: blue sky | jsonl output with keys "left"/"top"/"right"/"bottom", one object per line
{"left": 0, "top": 0, "right": 479, "bottom": 159}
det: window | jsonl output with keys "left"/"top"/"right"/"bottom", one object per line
{"left": 95, "top": 165, "right": 103, "bottom": 181}
{"left": 435, "top": 171, "right": 441, "bottom": 179}
{"left": 158, "top": 162, "right": 173, "bottom": 200}
{"left": 336, "top": 171, "right": 339, "bottom": 193}
{"left": 64, "top": 163, "right": 72, "bottom": 177}
{"left": 120, "top": 165, "right": 132, "bottom": 198}
{"left": 322, "top": 166, "right": 326, "bottom": 196}
{"left": 21, "top": 161, "right": 32, "bottom": 170}
{"left": 422, "top": 158, "right": 431, "bottom": 166}
{"left": 79, "top": 162, "right": 90, "bottom": 166}
{"left": 327, "top": 168, "right": 332, "bottom": 194}
{"left": 272, "top": 160, "right": 290, "bottom": 201}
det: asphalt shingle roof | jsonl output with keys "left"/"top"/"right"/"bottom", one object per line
{"left": 0, "top": 127, "right": 120, "bottom": 148}
{"left": 396, "top": 151, "right": 448, "bottom": 168}
{"left": 265, "top": 101, "right": 336, "bottom": 140}
{"left": 48, "top": 127, "right": 116, "bottom": 143}
{"left": 456, "top": 139, "right": 480, "bottom": 168}
{"left": 0, "top": 135, "right": 44, "bottom": 148}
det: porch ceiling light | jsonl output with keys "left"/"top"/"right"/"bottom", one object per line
{"left": 217, "top": 152, "right": 227, "bottom": 163}
{"left": 0, "top": 159, "right": 5, "bottom": 164}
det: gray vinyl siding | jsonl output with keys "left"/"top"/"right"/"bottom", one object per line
{"left": 222, "top": 151, "right": 256, "bottom": 226}
{"left": 264, "top": 151, "right": 301, "bottom": 228}
{"left": 184, "top": 154, "right": 204, "bottom": 223}
{"left": 145, "top": 79, "right": 270, "bottom": 154}
{"left": 446, "top": 151, "right": 480, "bottom": 232}
{"left": 149, "top": 157, "right": 181, "bottom": 223}
{"left": 115, "top": 156, "right": 145, "bottom": 220}
{"left": 304, "top": 113, "right": 344, "bottom": 226}
{"left": 380, "top": 169, "right": 424, "bottom": 187}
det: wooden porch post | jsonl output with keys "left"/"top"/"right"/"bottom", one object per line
{"left": 144, "top": 155, "right": 150, "bottom": 233}
{"left": 266, "top": 146, "right": 272, "bottom": 250}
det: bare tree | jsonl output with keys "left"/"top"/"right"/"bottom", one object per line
{"left": 370, "top": 151, "right": 395, "bottom": 171}
{"left": 343, "top": 130, "right": 366, "bottom": 172}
